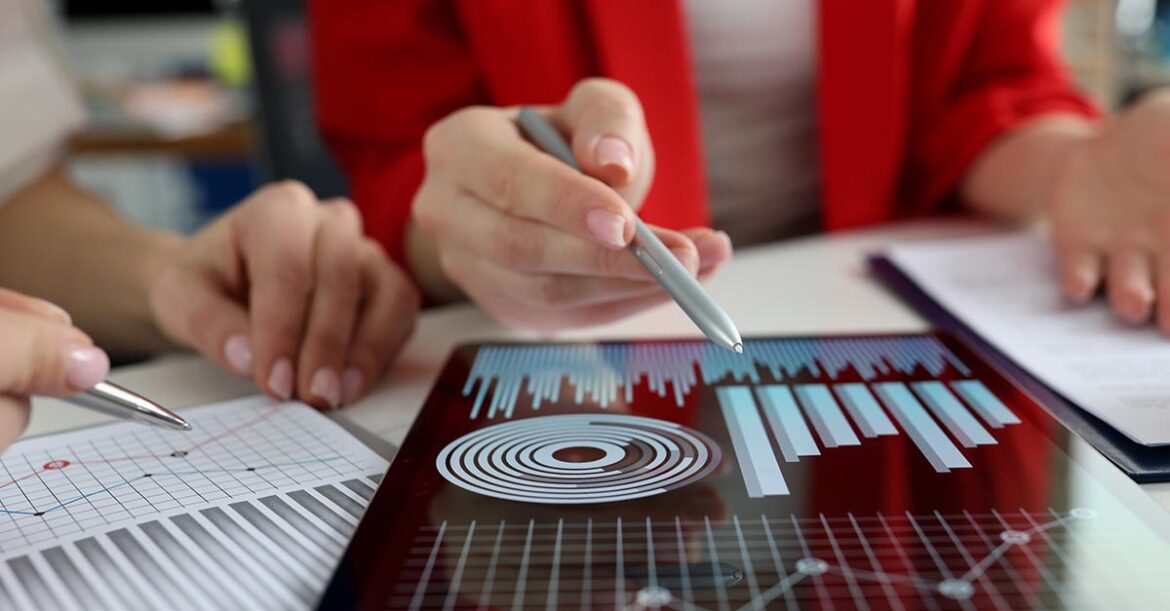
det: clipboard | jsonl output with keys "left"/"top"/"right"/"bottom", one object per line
{"left": 870, "top": 254, "right": 1170, "bottom": 482}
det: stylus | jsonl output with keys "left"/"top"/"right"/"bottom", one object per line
{"left": 516, "top": 107, "right": 744, "bottom": 353}
{"left": 63, "top": 381, "right": 192, "bottom": 431}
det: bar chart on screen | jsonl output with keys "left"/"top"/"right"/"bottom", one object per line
{"left": 0, "top": 397, "right": 387, "bottom": 611}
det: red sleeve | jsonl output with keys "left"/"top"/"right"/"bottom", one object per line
{"left": 903, "top": 0, "right": 1102, "bottom": 213}
{"left": 308, "top": 0, "right": 484, "bottom": 265}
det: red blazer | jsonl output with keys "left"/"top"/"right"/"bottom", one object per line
{"left": 310, "top": 0, "right": 1098, "bottom": 266}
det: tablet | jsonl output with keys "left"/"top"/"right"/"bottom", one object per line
{"left": 320, "top": 334, "right": 1170, "bottom": 610}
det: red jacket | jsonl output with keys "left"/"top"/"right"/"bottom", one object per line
{"left": 310, "top": 0, "right": 1098, "bottom": 266}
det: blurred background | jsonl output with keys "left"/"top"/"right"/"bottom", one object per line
{"left": 43, "top": 0, "right": 1167, "bottom": 234}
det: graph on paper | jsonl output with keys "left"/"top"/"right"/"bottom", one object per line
{"left": 0, "top": 397, "right": 387, "bottom": 611}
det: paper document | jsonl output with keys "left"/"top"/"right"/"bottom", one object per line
{"left": 887, "top": 232, "right": 1170, "bottom": 447}
{"left": 0, "top": 396, "right": 387, "bottom": 610}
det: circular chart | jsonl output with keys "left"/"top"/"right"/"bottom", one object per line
{"left": 436, "top": 414, "right": 722, "bottom": 504}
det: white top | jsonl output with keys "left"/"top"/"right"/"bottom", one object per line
{"left": 0, "top": 0, "right": 84, "bottom": 203}
{"left": 684, "top": 0, "right": 821, "bottom": 247}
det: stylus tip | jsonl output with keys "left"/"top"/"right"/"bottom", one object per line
{"left": 732, "top": 342, "right": 743, "bottom": 354}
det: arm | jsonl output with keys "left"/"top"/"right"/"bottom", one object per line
{"left": 0, "top": 166, "right": 181, "bottom": 358}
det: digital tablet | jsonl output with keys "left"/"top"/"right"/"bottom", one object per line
{"left": 320, "top": 333, "right": 1170, "bottom": 610}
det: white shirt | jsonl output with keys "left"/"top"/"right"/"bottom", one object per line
{"left": 685, "top": 0, "right": 821, "bottom": 247}
{"left": 0, "top": 0, "right": 84, "bottom": 203}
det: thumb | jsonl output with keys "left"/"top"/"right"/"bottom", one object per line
{"left": 557, "top": 78, "right": 655, "bottom": 197}
{"left": 0, "top": 307, "right": 109, "bottom": 397}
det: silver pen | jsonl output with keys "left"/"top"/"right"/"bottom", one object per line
{"left": 516, "top": 107, "right": 744, "bottom": 353}
{"left": 64, "top": 381, "right": 192, "bottom": 431}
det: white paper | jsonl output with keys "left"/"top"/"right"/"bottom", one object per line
{"left": 887, "top": 232, "right": 1170, "bottom": 447}
{"left": 0, "top": 396, "right": 388, "bottom": 610}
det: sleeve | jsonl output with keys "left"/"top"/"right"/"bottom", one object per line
{"left": 903, "top": 0, "right": 1102, "bottom": 213}
{"left": 0, "top": 0, "right": 85, "bottom": 204}
{"left": 308, "top": 0, "right": 486, "bottom": 266}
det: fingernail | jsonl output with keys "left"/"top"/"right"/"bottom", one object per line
{"left": 341, "top": 367, "right": 364, "bottom": 405}
{"left": 66, "top": 345, "right": 109, "bottom": 390}
{"left": 594, "top": 136, "right": 634, "bottom": 175}
{"left": 586, "top": 209, "right": 627, "bottom": 248}
{"left": 267, "top": 358, "right": 294, "bottom": 401}
{"left": 310, "top": 368, "right": 341, "bottom": 410}
{"left": 223, "top": 334, "right": 253, "bottom": 376}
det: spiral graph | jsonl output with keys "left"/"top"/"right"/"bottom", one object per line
{"left": 436, "top": 414, "right": 721, "bottom": 504}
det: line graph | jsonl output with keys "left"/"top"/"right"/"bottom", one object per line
{"left": 392, "top": 507, "right": 1166, "bottom": 610}
{"left": 0, "top": 398, "right": 387, "bottom": 557}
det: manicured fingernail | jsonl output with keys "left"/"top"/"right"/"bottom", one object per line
{"left": 66, "top": 345, "right": 109, "bottom": 390}
{"left": 310, "top": 368, "right": 341, "bottom": 410}
{"left": 267, "top": 358, "right": 294, "bottom": 401}
{"left": 594, "top": 136, "right": 634, "bottom": 175}
{"left": 223, "top": 334, "right": 253, "bottom": 376}
{"left": 586, "top": 209, "right": 627, "bottom": 248}
{"left": 341, "top": 367, "right": 364, "bottom": 405}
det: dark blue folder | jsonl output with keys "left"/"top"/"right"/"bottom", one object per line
{"left": 870, "top": 254, "right": 1170, "bottom": 482}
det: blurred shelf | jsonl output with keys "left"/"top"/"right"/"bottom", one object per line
{"left": 69, "top": 119, "right": 254, "bottom": 159}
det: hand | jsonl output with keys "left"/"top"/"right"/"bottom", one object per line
{"left": 149, "top": 182, "right": 420, "bottom": 410}
{"left": 0, "top": 289, "right": 109, "bottom": 451}
{"left": 410, "top": 78, "right": 733, "bottom": 332}
{"left": 1051, "top": 90, "right": 1170, "bottom": 330}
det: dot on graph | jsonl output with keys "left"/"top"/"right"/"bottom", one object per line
{"left": 795, "top": 558, "right": 829, "bottom": 575}
{"left": 42, "top": 460, "right": 70, "bottom": 470}
{"left": 1000, "top": 530, "right": 1031, "bottom": 544}
{"left": 635, "top": 586, "right": 672, "bottom": 608}
{"left": 1071, "top": 507, "right": 1098, "bottom": 520}
{"left": 938, "top": 579, "right": 975, "bottom": 600}
{"left": 170, "top": 451, "right": 188, "bottom": 458}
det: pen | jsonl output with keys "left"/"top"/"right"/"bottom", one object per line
{"left": 516, "top": 107, "right": 744, "bottom": 353}
{"left": 64, "top": 381, "right": 192, "bottom": 431}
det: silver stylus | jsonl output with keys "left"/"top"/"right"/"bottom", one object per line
{"left": 516, "top": 107, "right": 744, "bottom": 353}
{"left": 64, "top": 381, "right": 192, "bottom": 431}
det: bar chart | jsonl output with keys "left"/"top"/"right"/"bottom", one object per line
{"left": 461, "top": 336, "right": 971, "bottom": 419}
{"left": 719, "top": 380, "right": 1020, "bottom": 497}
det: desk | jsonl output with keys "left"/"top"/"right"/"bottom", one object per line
{"left": 28, "top": 218, "right": 1170, "bottom": 513}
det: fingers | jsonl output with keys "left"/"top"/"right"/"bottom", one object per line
{"left": 422, "top": 190, "right": 696, "bottom": 279}
{"left": 295, "top": 201, "right": 365, "bottom": 409}
{"left": 150, "top": 264, "right": 252, "bottom": 376}
{"left": 1056, "top": 245, "right": 1103, "bottom": 304}
{"left": 343, "top": 243, "right": 420, "bottom": 404}
{"left": 1107, "top": 248, "right": 1155, "bottom": 324}
{"left": 0, "top": 307, "right": 108, "bottom": 397}
{"left": 681, "top": 228, "right": 734, "bottom": 274}
{"left": 0, "top": 288, "right": 71, "bottom": 324}
{"left": 422, "top": 107, "right": 636, "bottom": 248}
{"left": 557, "top": 79, "right": 653, "bottom": 190}
{"left": 235, "top": 182, "right": 321, "bottom": 400}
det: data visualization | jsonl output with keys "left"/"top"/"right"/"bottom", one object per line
{"left": 323, "top": 334, "right": 1170, "bottom": 610}
{"left": 0, "top": 397, "right": 387, "bottom": 611}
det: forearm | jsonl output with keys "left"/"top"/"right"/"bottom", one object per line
{"left": 960, "top": 115, "right": 1099, "bottom": 221}
{"left": 0, "top": 167, "right": 183, "bottom": 357}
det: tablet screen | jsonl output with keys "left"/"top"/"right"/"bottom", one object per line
{"left": 321, "top": 334, "right": 1170, "bottom": 610}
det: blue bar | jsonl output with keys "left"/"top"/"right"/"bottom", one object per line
{"left": 873, "top": 383, "right": 971, "bottom": 472}
{"left": 756, "top": 386, "right": 820, "bottom": 462}
{"left": 794, "top": 385, "right": 860, "bottom": 448}
{"left": 833, "top": 384, "right": 897, "bottom": 438}
{"left": 716, "top": 387, "right": 789, "bottom": 497}
{"left": 913, "top": 382, "right": 995, "bottom": 448}
{"left": 950, "top": 380, "right": 1021, "bottom": 428}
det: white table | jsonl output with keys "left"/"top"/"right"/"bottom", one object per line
{"left": 28, "top": 218, "right": 1170, "bottom": 513}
